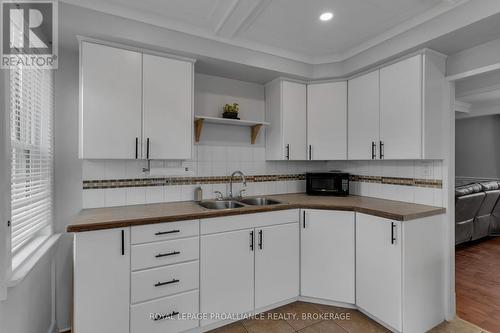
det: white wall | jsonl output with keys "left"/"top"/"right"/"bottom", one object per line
{"left": 456, "top": 115, "right": 500, "bottom": 179}
{"left": 0, "top": 252, "right": 55, "bottom": 333}
{"left": 54, "top": 47, "right": 82, "bottom": 331}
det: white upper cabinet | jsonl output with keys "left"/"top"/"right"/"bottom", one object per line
{"left": 79, "top": 41, "right": 194, "bottom": 160}
{"left": 347, "top": 51, "right": 446, "bottom": 160}
{"left": 307, "top": 82, "right": 347, "bottom": 160}
{"left": 80, "top": 42, "right": 142, "bottom": 159}
{"left": 380, "top": 55, "right": 422, "bottom": 160}
{"left": 142, "top": 54, "right": 193, "bottom": 160}
{"left": 266, "top": 79, "right": 307, "bottom": 160}
{"left": 348, "top": 71, "right": 380, "bottom": 160}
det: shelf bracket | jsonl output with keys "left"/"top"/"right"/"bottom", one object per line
{"left": 194, "top": 118, "right": 204, "bottom": 143}
{"left": 250, "top": 124, "right": 263, "bottom": 144}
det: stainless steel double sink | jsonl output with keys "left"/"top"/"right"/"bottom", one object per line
{"left": 199, "top": 197, "right": 284, "bottom": 210}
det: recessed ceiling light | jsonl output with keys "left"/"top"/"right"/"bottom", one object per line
{"left": 319, "top": 12, "right": 333, "bottom": 21}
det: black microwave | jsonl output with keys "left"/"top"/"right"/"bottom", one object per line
{"left": 306, "top": 171, "right": 349, "bottom": 196}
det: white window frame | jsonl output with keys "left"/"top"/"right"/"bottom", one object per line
{"left": 5, "top": 66, "right": 56, "bottom": 282}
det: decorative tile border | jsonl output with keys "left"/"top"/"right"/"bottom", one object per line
{"left": 350, "top": 175, "right": 442, "bottom": 188}
{"left": 83, "top": 174, "right": 442, "bottom": 190}
{"left": 83, "top": 174, "right": 306, "bottom": 189}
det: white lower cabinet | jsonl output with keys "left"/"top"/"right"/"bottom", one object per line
{"left": 200, "top": 229, "right": 255, "bottom": 326}
{"left": 255, "top": 223, "right": 299, "bottom": 308}
{"left": 356, "top": 213, "right": 402, "bottom": 331}
{"left": 74, "top": 228, "right": 131, "bottom": 333}
{"left": 300, "top": 210, "right": 355, "bottom": 303}
{"left": 130, "top": 290, "right": 199, "bottom": 333}
{"left": 200, "top": 211, "right": 300, "bottom": 327}
{"left": 131, "top": 261, "right": 199, "bottom": 303}
{"left": 73, "top": 210, "right": 443, "bottom": 333}
{"left": 356, "top": 213, "right": 444, "bottom": 333}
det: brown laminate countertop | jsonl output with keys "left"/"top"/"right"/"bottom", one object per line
{"left": 67, "top": 193, "right": 446, "bottom": 232}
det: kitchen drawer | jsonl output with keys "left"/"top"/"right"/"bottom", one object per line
{"left": 131, "top": 220, "right": 199, "bottom": 244}
{"left": 131, "top": 290, "right": 199, "bottom": 333}
{"left": 132, "top": 237, "right": 199, "bottom": 271}
{"left": 201, "top": 209, "right": 299, "bottom": 235}
{"left": 131, "top": 261, "right": 199, "bottom": 303}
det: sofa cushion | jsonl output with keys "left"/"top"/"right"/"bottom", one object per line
{"left": 455, "top": 192, "right": 485, "bottom": 222}
{"left": 480, "top": 181, "right": 500, "bottom": 191}
{"left": 456, "top": 183, "right": 483, "bottom": 197}
{"left": 456, "top": 220, "right": 473, "bottom": 245}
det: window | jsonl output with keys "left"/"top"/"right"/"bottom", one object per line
{"left": 9, "top": 66, "right": 54, "bottom": 257}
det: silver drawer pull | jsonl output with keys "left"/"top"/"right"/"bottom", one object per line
{"left": 155, "top": 230, "right": 180, "bottom": 236}
{"left": 154, "top": 279, "right": 180, "bottom": 287}
{"left": 155, "top": 251, "right": 180, "bottom": 258}
{"left": 152, "top": 311, "right": 179, "bottom": 321}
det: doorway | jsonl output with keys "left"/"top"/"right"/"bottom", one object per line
{"left": 454, "top": 69, "right": 500, "bottom": 332}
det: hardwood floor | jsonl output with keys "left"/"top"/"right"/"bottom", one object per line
{"left": 456, "top": 236, "right": 500, "bottom": 333}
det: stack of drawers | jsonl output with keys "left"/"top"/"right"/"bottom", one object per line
{"left": 129, "top": 220, "right": 200, "bottom": 333}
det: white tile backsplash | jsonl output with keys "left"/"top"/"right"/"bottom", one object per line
{"left": 105, "top": 188, "right": 126, "bottom": 207}
{"left": 83, "top": 144, "right": 444, "bottom": 208}
{"left": 126, "top": 187, "right": 146, "bottom": 205}
{"left": 164, "top": 185, "right": 182, "bottom": 202}
{"left": 82, "top": 160, "right": 105, "bottom": 180}
{"left": 83, "top": 189, "right": 105, "bottom": 209}
{"left": 145, "top": 187, "right": 164, "bottom": 204}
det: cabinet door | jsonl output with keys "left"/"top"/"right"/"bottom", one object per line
{"left": 347, "top": 71, "right": 380, "bottom": 160}
{"left": 200, "top": 229, "right": 254, "bottom": 326}
{"left": 255, "top": 223, "right": 299, "bottom": 308}
{"left": 143, "top": 54, "right": 193, "bottom": 159}
{"left": 74, "top": 228, "right": 130, "bottom": 333}
{"left": 282, "top": 81, "right": 307, "bottom": 160}
{"left": 301, "top": 210, "right": 354, "bottom": 303}
{"left": 80, "top": 42, "right": 142, "bottom": 159}
{"left": 380, "top": 55, "right": 422, "bottom": 159}
{"left": 307, "top": 82, "right": 347, "bottom": 160}
{"left": 356, "top": 213, "right": 402, "bottom": 331}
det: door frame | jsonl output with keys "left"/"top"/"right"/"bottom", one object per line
{"left": 444, "top": 62, "right": 500, "bottom": 320}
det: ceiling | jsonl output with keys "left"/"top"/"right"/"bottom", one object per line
{"left": 60, "top": 0, "right": 467, "bottom": 64}
{"left": 456, "top": 69, "right": 500, "bottom": 118}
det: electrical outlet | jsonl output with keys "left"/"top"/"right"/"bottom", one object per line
{"left": 423, "top": 162, "right": 433, "bottom": 178}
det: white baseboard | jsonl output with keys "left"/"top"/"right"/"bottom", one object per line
{"left": 298, "top": 296, "right": 356, "bottom": 309}
{"left": 186, "top": 297, "right": 298, "bottom": 333}
{"left": 59, "top": 327, "right": 71, "bottom": 333}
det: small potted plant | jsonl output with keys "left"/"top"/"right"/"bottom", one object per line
{"left": 222, "top": 103, "right": 240, "bottom": 119}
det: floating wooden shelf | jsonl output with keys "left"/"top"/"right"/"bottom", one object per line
{"left": 194, "top": 116, "right": 270, "bottom": 144}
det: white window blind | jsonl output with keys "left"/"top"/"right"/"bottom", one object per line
{"left": 10, "top": 66, "right": 54, "bottom": 254}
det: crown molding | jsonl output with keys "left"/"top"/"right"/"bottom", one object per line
{"left": 60, "top": 0, "right": 466, "bottom": 65}
{"left": 455, "top": 100, "right": 472, "bottom": 113}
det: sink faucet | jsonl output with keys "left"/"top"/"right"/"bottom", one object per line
{"left": 229, "top": 170, "right": 247, "bottom": 199}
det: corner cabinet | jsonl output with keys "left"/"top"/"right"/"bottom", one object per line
{"left": 307, "top": 82, "right": 347, "bottom": 160}
{"left": 348, "top": 51, "right": 446, "bottom": 160}
{"left": 79, "top": 40, "right": 194, "bottom": 160}
{"left": 265, "top": 79, "right": 307, "bottom": 160}
{"left": 301, "top": 210, "right": 355, "bottom": 303}
{"left": 356, "top": 213, "right": 444, "bottom": 333}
